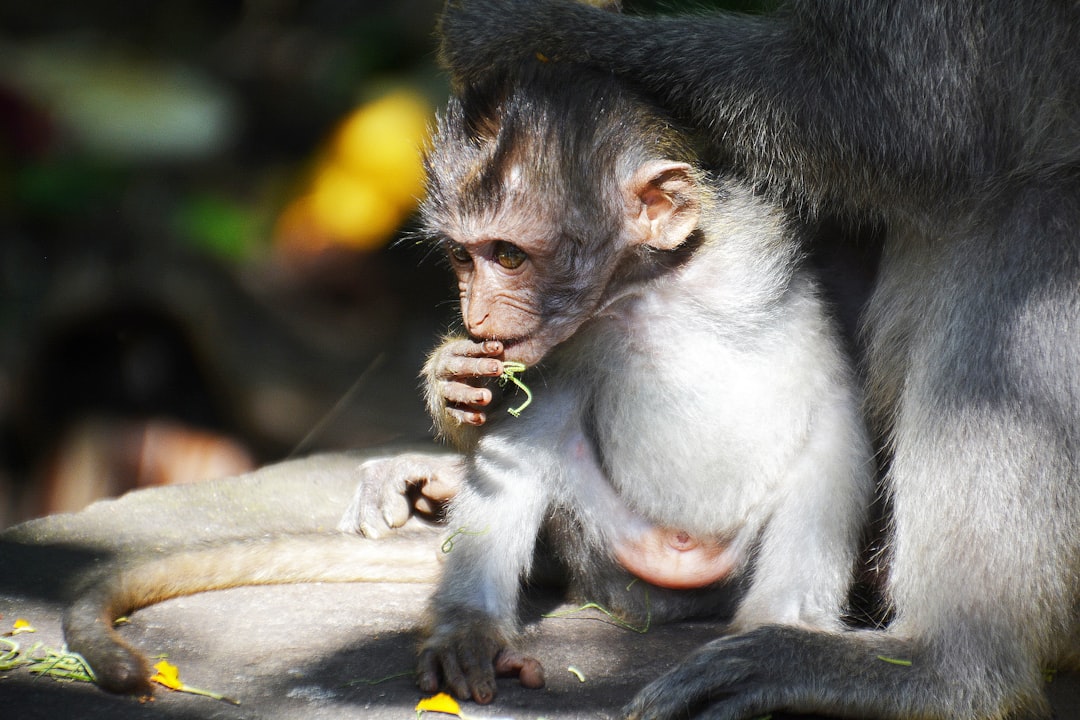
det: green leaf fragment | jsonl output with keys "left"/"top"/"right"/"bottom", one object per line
{"left": 876, "top": 655, "right": 913, "bottom": 667}
{"left": 440, "top": 525, "right": 490, "bottom": 554}
{"left": 27, "top": 645, "right": 97, "bottom": 682}
{"left": 0, "top": 638, "right": 27, "bottom": 670}
{"left": 344, "top": 670, "right": 415, "bottom": 687}
{"left": 498, "top": 362, "right": 532, "bottom": 417}
{"left": 544, "top": 596, "right": 651, "bottom": 634}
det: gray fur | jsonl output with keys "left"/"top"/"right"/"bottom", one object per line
{"left": 409, "top": 62, "right": 873, "bottom": 707}
{"left": 438, "top": 2, "right": 1080, "bottom": 718}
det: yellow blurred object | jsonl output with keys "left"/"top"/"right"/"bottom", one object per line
{"left": 309, "top": 165, "right": 400, "bottom": 249}
{"left": 276, "top": 88, "right": 432, "bottom": 255}
{"left": 333, "top": 90, "right": 430, "bottom": 206}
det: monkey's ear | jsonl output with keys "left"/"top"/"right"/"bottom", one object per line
{"left": 627, "top": 161, "right": 701, "bottom": 251}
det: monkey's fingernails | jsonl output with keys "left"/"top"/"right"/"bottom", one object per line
{"left": 482, "top": 340, "right": 503, "bottom": 354}
{"left": 462, "top": 665, "right": 497, "bottom": 705}
{"left": 356, "top": 521, "right": 385, "bottom": 539}
{"left": 448, "top": 408, "right": 486, "bottom": 426}
{"left": 443, "top": 382, "right": 491, "bottom": 406}
{"left": 472, "top": 681, "right": 497, "bottom": 705}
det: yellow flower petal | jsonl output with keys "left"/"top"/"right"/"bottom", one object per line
{"left": 150, "top": 659, "right": 184, "bottom": 690}
{"left": 12, "top": 619, "right": 35, "bottom": 634}
{"left": 148, "top": 659, "right": 240, "bottom": 704}
{"left": 415, "top": 692, "right": 463, "bottom": 717}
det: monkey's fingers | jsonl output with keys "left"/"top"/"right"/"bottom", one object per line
{"left": 431, "top": 338, "right": 504, "bottom": 379}
{"left": 339, "top": 453, "right": 463, "bottom": 537}
{"left": 494, "top": 648, "right": 545, "bottom": 689}
{"left": 440, "top": 379, "right": 495, "bottom": 427}
{"left": 413, "top": 463, "right": 461, "bottom": 515}
{"left": 338, "top": 459, "right": 410, "bottom": 537}
{"left": 442, "top": 380, "right": 494, "bottom": 408}
{"left": 417, "top": 650, "right": 436, "bottom": 693}
{"left": 413, "top": 496, "right": 442, "bottom": 515}
{"left": 445, "top": 406, "right": 488, "bottom": 427}
{"left": 377, "top": 475, "right": 416, "bottom": 530}
{"left": 438, "top": 355, "right": 505, "bottom": 382}
{"left": 444, "top": 338, "right": 504, "bottom": 358}
{"left": 417, "top": 646, "right": 458, "bottom": 696}
{"left": 420, "top": 471, "right": 460, "bottom": 503}
{"left": 417, "top": 645, "right": 499, "bottom": 705}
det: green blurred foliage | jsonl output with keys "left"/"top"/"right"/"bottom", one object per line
{"left": 172, "top": 193, "right": 262, "bottom": 262}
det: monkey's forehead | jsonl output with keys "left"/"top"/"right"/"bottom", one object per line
{"left": 430, "top": 202, "right": 557, "bottom": 249}
{"left": 424, "top": 152, "right": 566, "bottom": 230}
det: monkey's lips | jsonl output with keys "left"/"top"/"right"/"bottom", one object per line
{"left": 499, "top": 336, "right": 554, "bottom": 367}
{"left": 500, "top": 321, "right": 583, "bottom": 367}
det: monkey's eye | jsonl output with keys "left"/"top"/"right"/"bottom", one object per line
{"left": 447, "top": 243, "right": 472, "bottom": 264}
{"left": 494, "top": 241, "right": 527, "bottom": 270}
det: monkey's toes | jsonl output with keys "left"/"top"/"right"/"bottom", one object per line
{"left": 494, "top": 648, "right": 545, "bottom": 688}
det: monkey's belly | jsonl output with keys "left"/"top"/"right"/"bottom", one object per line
{"left": 613, "top": 528, "right": 739, "bottom": 590}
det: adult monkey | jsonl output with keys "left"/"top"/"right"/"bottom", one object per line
{"left": 436, "top": 1, "right": 1080, "bottom": 719}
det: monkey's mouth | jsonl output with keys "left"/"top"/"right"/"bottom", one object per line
{"left": 500, "top": 336, "right": 545, "bottom": 366}
{"left": 500, "top": 332, "right": 570, "bottom": 368}
{"left": 500, "top": 317, "right": 589, "bottom": 367}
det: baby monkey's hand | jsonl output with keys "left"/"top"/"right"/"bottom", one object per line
{"left": 338, "top": 452, "right": 463, "bottom": 538}
{"left": 425, "top": 338, "right": 506, "bottom": 428}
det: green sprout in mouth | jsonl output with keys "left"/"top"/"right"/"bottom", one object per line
{"left": 498, "top": 362, "right": 532, "bottom": 417}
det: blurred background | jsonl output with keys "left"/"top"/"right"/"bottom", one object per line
{"left": 0, "top": 0, "right": 455, "bottom": 527}
{"left": 0, "top": 0, "right": 774, "bottom": 529}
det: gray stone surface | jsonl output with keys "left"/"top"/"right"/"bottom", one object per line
{"left": 3, "top": 579, "right": 716, "bottom": 720}
{"left": 2, "top": 452, "right": 1078, "bottom": 719}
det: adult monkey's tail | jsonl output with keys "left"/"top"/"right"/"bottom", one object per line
{"left": 63, "top": 532, "right": 442, "bottom": 694}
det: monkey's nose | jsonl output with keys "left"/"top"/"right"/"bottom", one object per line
{"left": 466, "top": 312, "right": 490, "bottom": 333}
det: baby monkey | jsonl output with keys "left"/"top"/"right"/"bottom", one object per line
{"left": 341, "top": 60, "right": 874, "bottom": 705}
{"left": 60, "top": 60, "right": 871, "bottom": 705}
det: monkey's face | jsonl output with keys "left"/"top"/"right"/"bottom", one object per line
{"left": 440, "top": 208, "right": 584, "bottom": 367}
{"left": 436, "top": 158, "right": 703, "bottom": 368}
{"left": 423, "top": 87, "right": 704, "bottom": 367}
